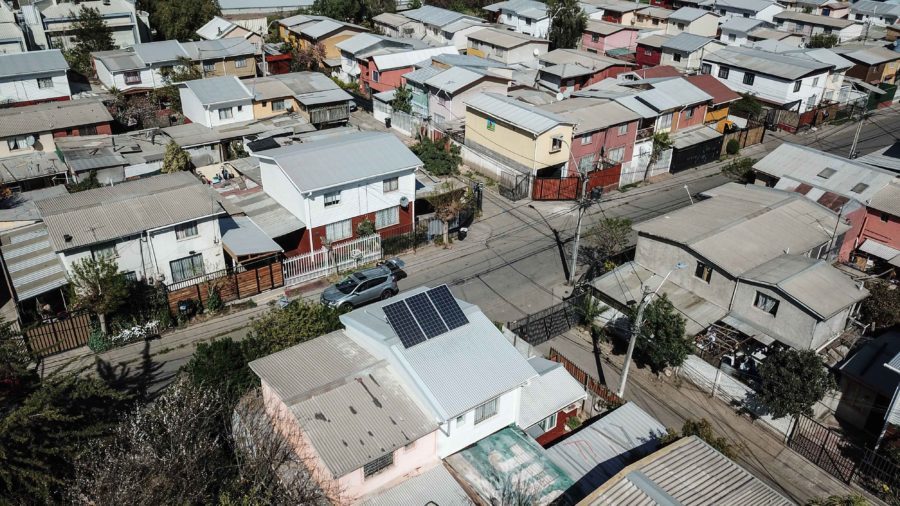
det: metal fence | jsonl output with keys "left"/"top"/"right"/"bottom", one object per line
{"left": 283, "top": 235, "right": 382, "bottom": 286}
{"left": 507, "top": 290, "right": 587, "bottom": 346}
{"left": 499, "top": 172, "right": 531, "bottom": 201}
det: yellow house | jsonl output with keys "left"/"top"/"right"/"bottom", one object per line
{"left": 247, "top": 72, "right": 353, "bottom": 127}
{"left": 465, "top": 93, "right": 574, "bottom": 177}
{"left": 278, "top": 14, "right": 367, "bottom": 69}
{"left": 685, "top": 74, "right": 740, "bottom": 132}
{"left": 182, "top": 39, "right": 259, "bottom": 80}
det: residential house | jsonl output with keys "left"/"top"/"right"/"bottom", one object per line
{"left": 583, "top": 0, "right": 642, "bottom": 25}
{"left": 257, "top": 132, "right": 419, "bottom": 253}
{"left": 702, "top": 46, "right": 834, "bottom": 111}
{"left": 780, "top": 47, "right": 854, "bottom": 104}
{"left": 581, "top": 20, "right": 639, "bottom": 55}
{"left": 592, "top": 182, "right": 866, "bottom": 352}
{"left": 703, "top": 0, "right": 784, "bottom": 23}
{"left": 685, "top": 74, "right": 741, "bottom": 131}
{"left": 538, "top": 97, "right": 642, "bottom": 187}
{"left": 279, "top": 14, "right": 367, "bottom": 71}
{"left": 537, "top": 49, "right": 634, "bottom": 93}
{"left": 179, "top": 76, "right": 255, "bottom": 127}
{"left": 0, "top": 152, "right": 67, "bottom": 193}
{"left": 251, "top": 72, "right": 353, "bottom": 126}
{"left": 850, "top": 0, "right": 900, "bottom": 26}
{"left": 195, "top": 16, "right": 263, "bottom": 48}
{"left": 579, "top": 437, "right": 793, "bottom": 505}
{"left": 0, "top": 2, "right": 26, "bottom": 54}
{"left": 0, "top": 50, "right": 70, "bottom": 107}
{"left": 22, "top": 0, "right": 150, "bottom": 51}
{"left": 773, "top": 11, "right": 863, "bottom": 43}
{"left": 218, "top": 0, "right": 315, "bottom": 16}
{"left": 836, "top": 330, "right": 900, "bottom": 436}
{"left": 834, "top": 45, "right": 900, "bottom": 85}
{"left": 372, "top": 12, "right": 419, "bottom": 38}
{"left": 665, "top": 7, "right": 719, "bottom": 37}
{"left": 358, "top": 46, "right": 458, "bottom": 97}
{"left": 401, "top": 5, "right": 484, "bottom": 46}
{"left": 424, "top": 66, "right": 508, "bottom": 132}
{"left": 36, "top": 172, "right": 230, "bottom": 285}
{"left": 401, "top": 66, "right": 442, "bottom": 119}
{"left": 467, "top": 28, "right": 548, "bottom": 65}
{"left": 853, "top": 182, "right": 900, "bottom": 272}
{"left": 635, "top": 34, "right": 672, "bottom": 68}
{"left": 633, "top": 6, "right": 674, "bottom": 29}
{"left": 719, "top": 17, "right": 768, "bottom": 46}
{"left": 464, "top": 92, "right": 574, "bottom": 178}
{"left": 53, "top": 131, "right": 169, "bottom": 184}
{"left": 746, "top": 27, "right": 805, "bottom": 46}
{"left": 790, "top": 0, "right": 850, "bottom": 18}
{"left": 660, "top": 33, "right": 723, "bottom": 72}
{"left": 0, "top": 100, "right": 113, "bottom": 159}
{"left": 334, "top": 33, "right": 416, "bottom": 84}
{"left": 182, "top": 39, "right": 260, "bottom": 79}
{"left": 483, "top": 0, "right": 550, "bottom": 38}
{"left": 357, "top": 464, "right": 470, "bottom": 505}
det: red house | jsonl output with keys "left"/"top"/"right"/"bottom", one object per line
{"left": 847, "top": 183, "right": 900, "bottom": 270}
{"left": 358, "top": 46, "right": 457, "bottom": 97}
{"left": 635, "top": 34, "right": 671, "bottom": 68}
{"left": 0, "top": 99, "right": 113, "bottom": 148}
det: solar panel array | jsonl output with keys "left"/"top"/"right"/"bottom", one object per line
{"left": 383, "top": 285, "right": 470, "bottom": 348}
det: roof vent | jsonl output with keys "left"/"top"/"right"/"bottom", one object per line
{"left": 817, "top": 167, "right": 836, "bottom": 179}
{"left": 851, "top": 183, "right": 869, "bottom": 193}
{"left": 63, "top": 234, "right": 72, "bottom": 242}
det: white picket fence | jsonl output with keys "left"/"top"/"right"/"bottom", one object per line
{"left": 283, "top": 235, "right": 383, "bottom": 286}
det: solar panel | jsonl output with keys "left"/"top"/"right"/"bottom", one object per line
{"left": 406, "top": 292, "right": 448, "bottom": 339}
{"left": 383, "top": 301, "right": 426, "bottom": 348}
{"left": 426, "top": 285, "right": 469, "bottom": 330}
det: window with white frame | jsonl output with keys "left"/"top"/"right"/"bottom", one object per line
{"left": 203, "top": 61, "right": 215, "bottom": 73}
{"left": 363, "top": 452, "right": 394, "bottom": 478}
{"left": 325, "top": 219, "right": 352, "bottom": 241}
{"left": 124, "top": 71, "right": 142, "bottom": 85}
{"left": 273, "top": 99, "right": 286, "bottom": 111}
{"left": 607, "top": 146, "right": 624, "bottom": 163}
{"left": 92, "top": 242, "right": 118, "bottom": 259}
{"left": 376, "top": 206, "right": 399, "bottom": 229}
{"left": 324, "top": 191, "right": 341, "bottom": 207}
{"left": 170, "top": 253, "right": 204, "bottom": 282}
{"left": 37, "top": 77, "right": 53, "bottom": 89}
{"left": 754, "top": 291, "right": 779, "bottom": 316}
{"left": 537, "top": 413, "right": 557, "bottom": 432}
{"left": 718, "top": 66, "right": 730, "bottom": 79}
{"left": 694, "top": 261, "right": 712, "bottom": 283}
{"left": 175, "top": 221, "right": 199, "bottom": 240}
{"left": 456, "top": 414, "right": 465, "bottom": 426}
{"left": 793, "top": 80, "right": 802, "bottom": 92}
{"left": 657, "top": 112, "right": 673, "bottom": 131}
{"left": 383, "top": 177, "right": 399, "bottom": 192}
{"left": 218, "top": 108, "right": 233, "bottom": 120}
{"left": 580, "top": 134, "right": 592, "bottom": 145}
{"left": 474, "top": 397, "right": 498, "bottom": 424}
{"left": 812, "top": 76, "right": 820, "bottom": 87}
{"left": 618, "top": 123, "right": 628, "bottom": 135}
{"left": 550, "top": 137, "right": 563, "bottom": 152}
{"left": 234, "top": 58, "right": 247, "bottom": 68}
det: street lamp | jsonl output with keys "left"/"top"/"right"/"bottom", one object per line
{"left": 616, "top": 261, "right": 687, "bottom": 398}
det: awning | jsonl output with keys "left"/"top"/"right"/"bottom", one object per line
{"left": 220, "top": 216, "right": 283, "bottom": 258}
{"left": 846, "top": 76, "right": 887, "bottom": 95}
{"left": 670, "top": 124, "right": 722, "bottom": 150}
{"left": 859, "top": 239, "right": 900, "bottom": 267}
{"left": 223, "top": 188, "right": 305, "bottom": 239}
{"left": 0, "top": 223, "right": 68, "bottom": 301}
{"left": 719, "top": 313, "right": 776, "bottom": 346}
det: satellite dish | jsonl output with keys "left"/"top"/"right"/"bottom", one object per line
{"left": 555, "top": 92, "right": 564, "bottom": 102}
{"left": 25, "top": 135, "right": 35, "bottom": 147}
{"left": 399, "top": 196, "right": 410, "bottom": 207}
{"left": 533, "top": 48, "right": 540, "bottom": 56}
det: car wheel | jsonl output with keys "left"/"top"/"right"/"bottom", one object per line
{"left": 338, "top": 302, "right": 354, "bottom": 312}
{"left": 381, "top": 290, "right": 394, "bottom": 300}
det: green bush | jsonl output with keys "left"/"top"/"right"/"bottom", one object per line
{"left": 183, "top": 338, "right": 257, "bottom": 406}
{"left": 357, "top": 219, "right": 375, "bottom": 236}
{"left": 725, "top": 138, "right": 740, "bottom": 155}
{"left": 206, "top": 286, "right": 224, "bottom": 314}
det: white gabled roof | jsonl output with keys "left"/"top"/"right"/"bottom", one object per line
{"left": 372, "top": 45, "right": 458, "bottom": 70}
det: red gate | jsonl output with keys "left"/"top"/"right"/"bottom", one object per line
{"left": 532, "top": 176, "right": 579, "bottom": 200}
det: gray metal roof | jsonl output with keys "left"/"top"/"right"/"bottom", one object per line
{"left": 36, "top": 172, "right": 228, "bottom": 252}
{"left": 540, "top": 48, "right": 632, "bottom": 69}
{"left": 184, "top": 76, "right": 253, "bottom": 105}
{"left": 255, "top": 132, "right": 421, "bottom": 194}
{"left": 403, "top": 5, "right": 469, "bottom": 27}
{"left": 840, "top": 331, "right": 900, "bottom": 399}
{"left": 466, "top": 92, "right": 571, "bottom": 135}
{"left": 581, "top": 436, "right": 794, "bottom": 506}
{"left": 851, "top": 0, "right": 900, "bottom": 18}
{"left": 373, "top": 12, "right": 414, "bottom": 28}
{"left": 706, "top": 0, "right": 780, "bottom": 12}
{"left": 774, "top": 10, "right": 855, "bottom": 28}
{"left": 518, "top": 357, "right": 585, "bottom": 429}
{"left": 637, "top": 78, "right": 713, "bottom": 111}
{"left": 834, "top": 45, "right": 900, "bottom": 66}
{"left": 668, "top": 6, "right": 713, "bottom": 22}
{"left": 0, "top": 99, "right": 112, "bottom": 138}
{"left": 869, "top": 182, "right": 900, "bottom": 217}
{"left": 133, "top": 40, "right": 190, "bottom": 64}
{"left": 585, "top": 19, "right": 636, "bottom": 35}
{"left": 484, "top": 0, "right": 548, "bottom": 18}
{"left": 424, "top": 65, "right": 485, "bottom": 94}
{"left": 182, "top": 38, "right": 258, "bottom": 60}
{"left": 403, "top": 65, "right": 442, "bottom": 85}
{"left": 539, "top": 98, "right": 640, "bottom": 134}
{"left": 432, "top": 53, "right": 509, "bottom": 68}
{"left": 0, "top": 186, "right": 66, "bottom": 224}
{"left": 372, "top": 46, "right": 458, "bottom": 71}
{"left": 362, "top": 464, "right": 471, "bottom": 506}
{"left": 719, "top": 17, "right": 766, "bottom": 34}
{"left": 583, "top": 0, "right": 643, "bottom": 13}
{"left": 219, "top": 216, "right": 282, "bottom": 256}
{"left": 468, "top": 27, "right": 548, "bottom": 48}
{"left": 635, "top": 33, "right": 672, "bottom": 48}
{"left": 0, "top": 49, "right": 67, "bottom": 78}
{"left": 219, "top": 0, "right": 314, "bottom": 9}
{"left": 92, "top": 49, "right": 144, "bottom": 72}
{"left": 223, "top": 186, "right": 304, "bottom": 238}
{"left": 702, "top": 46, "right": 832, "bottom": 80}
{"left": 271, "top": 71, "right": 351, "bottom": 104}
{"left": 249, "top": 331, "right": 436, "bottom": 477}
{"left": 0, "top": 151, "right": 66, "bottom": 185}
{"left": 162, "top": 115, "right": 314, "bottom": 148}
{"left": 662, "top": 32, "right": 717, "bottom": 53}
{"left": 335, "top": 32, "right": 385, "bottom": 54}
{"left": 545, "top": 402, "right": 666, "bottom": 500}
{"left": 0, "top": 222, "right": 68, "bottom": 301}
{"left": 634, "top": 183, "right": 847, "bottom": 277}
{"left": 858, "top": 142, "right": 900, "bottom": 173}
{"left": 670, "top": 124, "right": 722, "bottom": 149}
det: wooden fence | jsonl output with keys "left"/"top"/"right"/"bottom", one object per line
{"left": 548, "top": 347, "right": 621, "bottom": 406}
{"left": 23, "top": 310, "right": 93, "bottom": 357}
{"left": 720, "top": 122, "right": 765, "bottom": 156}
{"left": 166, "top": 262, "right": 283, "bottom": 313}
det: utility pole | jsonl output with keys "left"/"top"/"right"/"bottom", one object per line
{"left": 617, "top": 286, "right": 651, "bottom": 398}
{"left": 568, "top": 171, "right": 591, "bottom": 286}
{"left": 848, "top": 91, "right": 872, "bottom": 159}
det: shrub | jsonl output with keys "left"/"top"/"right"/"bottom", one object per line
{"left": 357, "top": 219, "right": 375, "bottom": 236}
{"left": 725, "top": 138, "right": 740, "bottom": 155}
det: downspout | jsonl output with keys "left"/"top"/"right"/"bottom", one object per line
{"left": 305, "top": 194, "right": 314, "bottom": 252}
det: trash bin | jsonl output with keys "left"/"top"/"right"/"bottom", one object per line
{"left": 385, "top": 117, "right": 392, "bottom": 129}
{"left": 458, "top": 227, "right": 468, "bottom": 241}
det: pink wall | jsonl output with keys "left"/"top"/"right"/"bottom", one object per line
{"left": 581, "top": 29, "right": 637, "bottom": 53}
{"left": 672, "top": 103, "right": 708, "bottom": 132}
{"left": 842, "top": 207, "right": 900, "bottom": 261}
{"left": 429, "top": 79, "right": 508, "bottom": 124}
{"left": 359, "top": 59, "right": 412, "bottom": 97}
{"left": 570, "top": 119, "right": 639, "bottom": 170}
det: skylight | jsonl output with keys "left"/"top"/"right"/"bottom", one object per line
{"left": 817, "top": 167, "right": 836, "bottom": 179}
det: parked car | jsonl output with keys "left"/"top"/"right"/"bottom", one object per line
{"left": 321, "top": 265, "right": 399, "bottom": 310}
{"left": 377, "top": 258, "right": 406, "bottom": 281}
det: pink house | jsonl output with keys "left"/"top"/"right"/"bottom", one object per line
{"left": 845, "top": 183, "right": 900, "bottom": 268}
{"left": 537, "top": 48, "right": 635, "bottom": 93}
{"left": 581, "top": 20, "right": 639, "bottom": 55}
{"left": 358, "top": 46, "right": 458, "bottom": 97}
{"left": 250, "top": 332, "right": 441, "bottom": 503}
{"left": 423, "top": 66, "right": 508, "bottom": 133}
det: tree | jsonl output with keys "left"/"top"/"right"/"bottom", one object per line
{"left": 546, "top": 0, "right": 587, "bottom": 49}
{"left": 661, "top": 418, "right": 737, "bottom": 459}
{"left": 860, "top": 279, "right": 900, "bottom": 331}
{"left": 426, "top": 181, "right": 468, "bottom": 246}
{"left": 290, "top": 42, "right": 327, "bottom": 72}
{"left": 755, "top": 348, "right": 834, "bottom": 419}
{"left": 725, "top": 138, "right": 740, "bottom": 155}
{"left": 64, "top": 6, "right": 114, "bottom": 75}
{"left": 642, "top": 132, "right": 672, "bottom": 182}
{"left": 68, "top": 255, "right": 127, "bottom": 335}
{"left": 147, "top": 0, "right": 221, "bottom": 42}
{"left": 581, "top": 217, "right": 632, "bottom": 272}
{"left": 806, "top": 495, "right": 870, "bottom": 506}
{"left": 183, "top": 338, "right": 257, "bottom": 407}
{"left": 357, "top": 219, "right": 376, "bottom": 236}
{"left": 162, "top": 140, "right": 191, "bottom": 173}
{"left": 731, "top": 93, "right": 763, "bottom": 120}
{"left": 66, "top": 169, "right": 103, "bottom": 193}
{"left": 634, "top": 293, "right": 690, "bottom": 372}
{"left": 721, "top": 157, "right": 757, "bottom": 184}
{"left": 410, "top": 136, "right": 461, "bottom": 176}
{"left": 807, "top": 33, "right": 839, "bottom": 49}
{"left": 0, "top": 320, "right": 32, "bottom": 393}
{"left": 393, "top": 84, "right": 413, "bottom": 114}
{"left": 153, "top": 57, "right": 203, "bottom": 110}
{"left": 246, "top": 300, "right": 344, "bottom": 355}
{"left": 310, "top": 0, "right": 393, "bottom": 24}
{"left": 408, "top": 0, "right": 422, "bottom": 8}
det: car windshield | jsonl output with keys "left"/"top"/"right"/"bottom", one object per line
{"left": 335, "top": 277, "right": 359, "bottom": 294}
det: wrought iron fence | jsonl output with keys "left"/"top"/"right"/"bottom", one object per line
{"left": 508, "top": 289, "right": 588, "bottom": 346}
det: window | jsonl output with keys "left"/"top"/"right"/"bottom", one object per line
{"left": 754, "top": 291, "right": 779, "bottom": 316}
{"left": 607, "top": 146, "right": 624, "bottom": 163}
{"left": 6, "top": 136, "right": 29, "bottom": 151}
{"left": 92, "top": 243, "right": 118, "bottom": 259}
{"left": 685, "top": 106, "right": 694, "bottom": 119}
{"left": 652, "top": 19, "right": 659, "bottom": 26}
{"left": 743, "top": 72, "right": 755, "bottom": 85}
{"left": 578, "top": 155, "right": 593, "bottom": 172}
{"left": 700, "top": 63, "right": 711, "bottom": 75}
{"left": 123, "top": 271, "right": 137, "bottom": 282}
{"left": 591, "top": 33, "right": 600, "bottom": 42}
{"left": 793, "top": 80, "right": 802, "bottom": 92}
{"left": 160, "top": 65, "right": 173, "bottom": 74}
{"left": 437, "top": 94, "right": 447, "bottom": 106}
{"left": 37, "top": 77, "right": 53, "bottom": 89}
{"left": 273, "top": 99, "right": 286, "bottom": 111}
{"left": 234, "top": 58, "right": 247, "bottom": 68}
{"left": 677, "top": 22, "right": 685, "bottom": 30}
{"left": 728, "top": 33, "right": 736, "bottom": 42}
{"left": 550, "top": 137, "right": 563, "bottom": 153}
{"left": 81, "top": 125, "right": 97, "bottom": 135}
{"left": 617, "top": 124, "right": 628, "bottom": 136}
{"left": 525, "top": 17, "right": 532, "bottom": 25}
{"left": 326, "top": 219, "right": 352, "bottom": 241}
{"left": 812, "top": 77, "right": 820, "bottom": 87}
{"left": 694, "top": 261, "right": 712, "bottom": 283}
{"left": 124, "top": 71, "right": 141, "bottom": 85}
{"left": 372, "top": 70, "right": 380, "bottom": 83}
{"left": 375, "top": 206, "right": 399, "bottom": 229}
{"left": 383, "top": 177, "right": 399, "bottom": 192}
{"left": 474, "top": 397, "right": 498, "bottom": 424}
{"left": 579, "top": 135, "right": 592, "bottom": 146}
{"left": 487, "top": 118, "right": 496, "bottom": 131}
{"left": 237, "top": 105, "right": 243, "bottom": 112}
{"left": 881, "top": 212, "right": 890, "bottom": 223}
{"left": 817, "top": 167, "right": 836, "bottom": 179}
{"left": 537, "top": 413, "right": 557, "bottom": 432}
{"left": 170, "top": 254, "right": 204, "bottom": 283}
{"left": 456, "top": 414, "right": 465, "bottom": 426}
{"left": 644, "top": 48, "right": 652, "bottom": 56}
{"left": 175, "top": 221, "right": 199, "bottom": 239}
{"left": 673, "top": 53, "right": 682, "bottom": 63}
{"left": 203, "top": 61, "right": 215, "bottom": 73}
{"left": 657, "top": 112, "right": 673, "bottom": 130}
{"left": 324, "top": 191, "right": 341, "bottom": 207}
{"left": 718, "top": 66, "right": 730, "bottom": 79}
{"left": 363, "top": 452, "right": 394, "bottom": 478}
{"left": 218, "top": 108, "right": 233, "bottom": 120}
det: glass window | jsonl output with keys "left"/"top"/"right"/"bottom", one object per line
{"left": 658, "top": 113, "right": 673, "bottom": 130}
{"left": 326, "top": 219, "right": 352, "bottom": 241}
{"left": 618, "top": 124, "right": 628, "bottom": 135}
{"left": 728, "top": 33, "right": 736, "bottom": 42}
{"left": 694, "top": 261, "right": 712, "bottom": 283}
{"left": 673, "top": 53, "right": 682, "bottom": 62}
{"left": 474, "top": 397, "right": 498, "bottom": 424}
{"left": 812, "top": 77, "right": 819, "bottom": 87}
{"left": 591, "top": 33, "right": 600, "bottom": 42}
{"left": 372, "top": 70, "right": 380, "bottom": 83}
{"left": 538, "top": 413, "right": 557, "bottom": 431}
{"left": 175, "top": 221, "right": 199, "bottom": 239}
{"left": 324, "top": 191, "right": 341, "bottom": 207}
{"left": 6, "top": 136, "right": 29, "bottom": 151}
{"left": 234, "top": 58, "right": 247, "bottom": 68}
{"left": 578, "top": 155, "right": 593, "bottom": 172}
{"left": 203, "top": 61, "right": 215, "bottom": 73}
{"left": 383, "top": 177, "right": 399, "bottom": 192}
{"left": 551, "top": 137, "right": 563, "bottom": 152}
{"left": 124, "top": 71, "right": 141, "bottom": 85}
{"left": 273, "top": 99, "right": 286, "bottom": 111}
{"left": 718, "top": 67, "right": 730, "bottom": 79}
{"left": 793, "top": 80, "right": 802, "bottom": 92}
{"left": 700, "top": 63, "right": 711, "bottom": 75}
{"left": 685, "top": 106, "right": 694, "bottom": 119}
{"left": 37, "top": 77, "right": 53, "bottom": 89}
{"left": 170, "top": 253, "right": 204, "bottom": 283}
{"left": 376, "top": 206, "right": 399, "bottom": 229}
{"left": 363, "top": 452, "right": 394, "bottom": 478}
{"left": 92, "top": 243, "right": 118, "bottom": 259}
{"left": 487, "top": 118, "right": 496, "bottom": 131}
{"left": 743, "top": 72, "right": 755, "bottom": 85}
{"left": 607, "top": 146, "right": 624, "bottom": 163}
{"left": 218, "top": 108, "right": 233, "bottom": 120}
{"left": 644, "top": 48, "right": 652, "bottom": 56}
{"left": 580, "top": 134, "right": 592, "bottom": 145}
{"left": 456, "top": 414, "right": 465, "bottom": 426}
{"left": 754, "top": 291, "right": 779, "bottom": 315}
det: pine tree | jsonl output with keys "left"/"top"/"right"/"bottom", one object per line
{"left": 64, "top": 6, "right": 115, "bottom": 75}
{"left": 161, "top": 141, "right": 191, "bottom": 173}
{"left": 546, "top": 0, "right": 587, "bottom": 49}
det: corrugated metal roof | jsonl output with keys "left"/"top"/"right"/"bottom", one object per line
{"left": 182, "top": 38, "right": 258, "bottom": 59}
{"left": 484, "top": 0, "right": 548, "bottom": 18}
{"left": 403, "top": 5, "right": 470, "bottom": 27}
{"left": 637, "top": 78, "right": 713, "bottom": 111}
{"left": 0, "top": 186, "right": 66, "bottom": 223}
{"left": 0, "top": 49, "right": 67, "bottom": 79}
{"left": 851, "top": 0, "right": 900, "bottom": 17}
{"left": 219, "top": 216, "right": 282, "bottom": 256}
{"left": 0, "top": 99, "right": 112, "bottom": 138}
{"left": 196, "top": 16, "right": 238, "bottom": 40}
{"left": 774, "top": 10, "right": 855, "bottom": 28}
{"left": 583, "top": 0, "right": 642, "bottom": 13}
{"left": 0, "top": 222, "right": 68, "bottom": 301}
{"left": 133, "top": 40, "right": 190, "bottom": 64}
{"left": 184, "top": 76, "right": 253, "bottom": 105}
{"left": 840, "top": 331, "right": 900, "bottom": 398}
{"left": 858, "top": 142, "right": 900, "bottom": 173}
{"left": 636, "top": 34, "right": 672, "bottom": 48}
{"left": 373, "top": 45, "right": 457, "bottom": 71}
{"left": 637, "top": 6, "right": 674, "bottom": 19}
{"left": 719, "top": 16, "right": 766, "bottom": 34}
{"left": 540, "top": 48, "right": 632, "bottom": 69}
{"left": 581, "top": 436, "right": 793, "bottom": 506}
{"left": 685, "top": 74, "right": 741, "bottom": 105}
{"left": 223, "top": 186, "right": 304, "bottom": 238}
{"left": 835, "top": 45, "right": 900, "bottom": 66}
{"left": 702, "top": 46, "right": 832, "bottom": 80}
{"left": 403, "top": 65, "right": 442, "bottom": 85}
{"left": 92, "top": 49, "right": 144, "bottom": 72}
{"left": 468, "top": 27, "right": 548, "bottom": 48}
{"left": 424, "top": 65, "right": 485, "bottom": 93}
{"left": 373, "top": 12, "right": 414, "bottom": 28}
{"left": 466, "top": 92, "right": 571, "bottom": 135}
{"left": 336, "top": 32, "right": 385, "bottom": 54}
{"left": 662, "top": 32, "right": 716, "bottom": 53}
{"left": 362, "top": 464, "right": 471, "bottom": 506}
{"left": 163, "top": 115, "right": 314, "bottom": 147}
{"left": 868, "top": 182, "right": 900, "bottom": 217}
{"left": 584, "top": 19, "right": 635, "bottom": 35}
{"left": 539, "top": 98, "right": 640, "bottom": 134}
{"left": 219, "top": 0, "right": 313, "bottom": 10}
{"left": 0, "top": 151, "right": 66, "bottom": 184}
{"left": 706, "top": 0, "right": 780, "bottom": 12}
{"left": 255, "top": 132, "right": 420, "bottom": 193}
{"left": 668, "top": 6, "right": 713, "bottom": 22}
{"left": 670, "top": 124, "right": 722, "bottom": 149}
{"left": 519, "top": 357, "right": 585, "bottom": 429}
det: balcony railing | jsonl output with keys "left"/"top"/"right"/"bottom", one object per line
{"left": 636, "top": 127, "right": 654, "bottom": 141}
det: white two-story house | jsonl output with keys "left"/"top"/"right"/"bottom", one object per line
{"left": 483, "top": 0, "right": 550, "bottom": 38}
{"left": 179, "top": 76, "right": 254, "bottom": 127}
{"left": 0, "top": 50, "right": 70, "bottom": 107}
{"left": 703, "top": 0, "right": 784, "bottom": 23}
{"left": 256, "top": 132, "right": 420, "bottom": 254}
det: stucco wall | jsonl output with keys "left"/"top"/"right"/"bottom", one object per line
{"left": 0, "top": 71, "right": 70, "bottom": 105}
{"left": 730, "top": 281, "right": 819, "bottom": 350}
{"left": 635, "top": 236, "right": 737, "bottom": 309}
